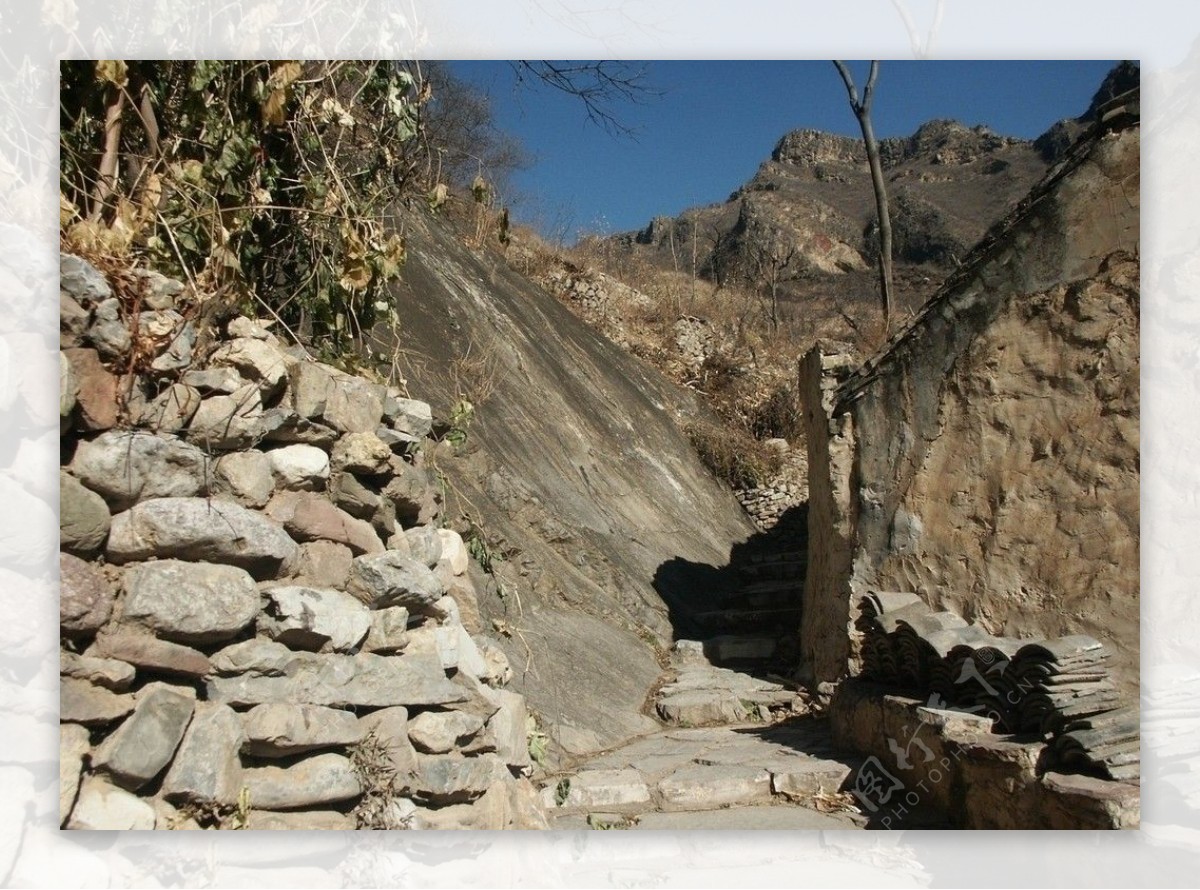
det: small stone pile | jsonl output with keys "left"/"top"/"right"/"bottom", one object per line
{"left": 59, "top": 254, "right": 548, "bottom": 830}
{"left": 857, "top": 591, "right": 1137, "bottom": 781}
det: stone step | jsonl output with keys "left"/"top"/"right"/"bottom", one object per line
{"left": 691, "top": 606, "right": 803, "bottom": 635}
{"left": 737, "top": 559, "right": 808, "bottom": 581}
{"left": 700, "top": 634, "right": 782, "bottom": 665}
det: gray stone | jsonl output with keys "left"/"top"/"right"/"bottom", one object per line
{"left": 60, "top": 723, "right": 90, "bottom": 826}
{"left": 259, "top": 408, "right": 340, "bottom": 448}
{"left": 410, "top": 753, "right": 505, "bottom": 805}
{"left": 376, "top": 427, "right": 419, "bottom": 452}
{"left": 259, "top": 585, "right": 371, "bottom": 653}
{"left": 182, "top": 367, "right": 244, "bottom": 394}
{"left": 439, "top": 569, "right": 482, "bottom": 634}
{"left": 106, "top": 497, "right": 297, "bottom": 580}
{"left": 60, "top": 254, "right": 111, "bottom": 305}
{"left": 162, "top": 702, "right": 246, "bottom": 807}
{"left": 131, "top": 268, "right": 184, "bottom": 310}
{"left": 67, "top": 776, "right": 155, "bottom": 830}
{"left": 480, "top": 687, "right": 531, "bottom": 772}
{"left": 212, "top": 449, "right": 275, "bottom": 507}
{"left": 209, "top": 337, "right": 291, "bottom": 398}
{"left": 121, "top": 559, "right": 260, "bottom": 643}
{"left": 227, "top": 316, "right": 276, "bottom": 340}
{"left": 408, "top": 710, "right": 485, "bottom": 754}
{"left": 420, "top": 775, "right": 548, "bottom": 830}
{"left": 541, "top": 768, "right": 651, "bottom": 811}
{"left": 60, "top": 351, "right": 78, "bottom": 421}
{"left": 437, "top": 529, "right": 470, "bottom": 576}
{"left": 385, "top": 395, "right": 433, "bottom": 439}
{"left": 91, "top": 682, "right": 196, "bottom": 790}
{"left": 61, "top": 293, "right": 90, "bottom": 347}
{"left": 87, "top": 298, "right": 131, "bottom": 360}
{"left": 346, "top": 550, "right": 443, "bottom": 610}
{"left": 59, "top": 678, "right": 134, "bottom": 726}
{"left": 245, "top": 810, "right": 355, "bottom": 830}
{"left": 331, "top": 431, "right": 392, "bottom": 474}
{"left": 240, "top": 703, "right": 362, "bottom": 757}
{"left": 768, "top": 757, "right": 853, "bottom": 798}
{"left": 244, "top": 752, "right": 361, "bottom": 810}
{"left": 187, "top": 383, "right": 265, "bottom": 450}
{"left": 207, "top": 646, "right": 468, "bottom": 709}
{"left": 209, "top": 638, "right": 296, "bottom": 675}
{"left": 264, "top": 490, "right": 383, "bottom": 555}
{"left": 88, "top": 629, "right": 212, "bottom": 679}
{"left": 357, "top": 707, "right": 418, "bottom": 777}
{"left": 363, "top": 606, "right": 410, "bottom": 653}
{"left": 383, "top": 462, "right": 441, "bottom": 527}
{"left": 141, "top": 310, "right": 195, "bottom": 372}
{"left": 70, "top": 430, "right": 211, "bottom": 511}
{"left": 60, "top": 651, "right": 135, "bottom": 691}
{"left": 404, "top": 625, "right": 459, "bottom": 671}
{"left": 60, "top": 472, "right": 111, "bottom": 555}
{"left": 404, "top": 526, "right": 442, "bottom": 568}
{"left": 59, "top": 552, "right": 116, "bottom": 637}
{"left": 477, "top": 636, "right": 513, "bottom": 687}
{"left": 267, "top": 444, "right": 330, "bottom": 491}
{"left": 656, "top": 689, "right": 748, "bottom": 726}
{"left": 657, "top": 764, "right": 773, "bottom": 811}
{"left": 290, "top": 361, "right": 385, "bottom": 434}
{"left": 330, "top": 471, "right": 381, "bottom": 519}
{"left": 290, "top": 540, "right": 353, "bottom": 589}
{"left": 62, "top": 348, "right": 119, "bottom": 431}
{"left": 136, "top": 383, "right": 202, "bottom": 432}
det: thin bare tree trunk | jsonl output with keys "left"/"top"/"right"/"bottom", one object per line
{"left": 90, "top": 85, "right": 126, "bottom": 221}
{"left": 834, "top": 60, "right": 894, "bottom": 333}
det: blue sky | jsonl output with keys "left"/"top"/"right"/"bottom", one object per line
{"left": 447, "top": 60, "right": 1123, "bottom": 243}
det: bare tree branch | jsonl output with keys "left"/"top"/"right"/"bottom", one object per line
{"left": 510, "top": 60, "right": 656, "bottom": 138}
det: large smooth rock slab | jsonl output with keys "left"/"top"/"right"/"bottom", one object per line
{"left": 121, "top": 559, "right": 259, "bottom": 643}
{"left": 259, "top": 585, "right": 371, "bottom": 652}
{"left": 240, "top": 703, "right": 363, "bottom": 758}
{"left": 244, "top": 752, "right": 361, "bottom": 811}
{"left": 87, "top": 629, "right": 212, "bottom": 679}
{"left": 91, "top": 682, "right": 196, "bottom": 790}
{"left": 59, "top": 678, "right": 134, "bottom": 726}
{"left": 267, "top": 444, "right": 330, "bottom": 491}
{"left": 67, "top": 776, "right": 156, "bottom": 830}
{"left": 60, "top": 471, "right": 111, "bottom": 554}
{"left": 60, "top": 552, "right": 116, "bottom": 637}
{"left": 264, "top": 490, "right": 383, "bottom": 555}
{"left": 290, "top": 361, "right": 385, "bottom": 434}
{"left": 408, "top": 710, "right": 485, "bottom": 754}
{"left": 60, "top": 723, "right": 90, "bottom": 826}
{"left": 207, "top": 642, "right": 468, "bottom": 709}
{"left": 162, "top": 702, "right": 246, "bottom": 807}
{"left": 70, "top": 430, "right": 211, "bottom": 511}
{"left": 106, "top": 497, "right": 297, "bottom": 579}
{"left": 346, "top": 550, "right": 443, "bottom": 610}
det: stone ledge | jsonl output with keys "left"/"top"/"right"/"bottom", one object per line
{"left": 829, "top": 679, "right": 1138, "bottom": 829}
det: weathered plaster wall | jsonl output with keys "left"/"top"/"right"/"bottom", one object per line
{"left": 803, "top": 101, "right": 1140, "bottom": 692}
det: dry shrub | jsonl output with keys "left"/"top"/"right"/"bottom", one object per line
{"left": 686, "top": 421, "right": 782, "bottom": 489}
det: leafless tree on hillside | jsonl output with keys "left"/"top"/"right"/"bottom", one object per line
{"left": 834, "top": 60, "right": 895, "bottom": 333}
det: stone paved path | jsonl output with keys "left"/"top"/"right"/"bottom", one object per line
{"left": 539, "top": 641, "right": 868, "bottom": 830}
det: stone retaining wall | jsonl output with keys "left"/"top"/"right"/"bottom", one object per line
{"left": 59, "top": 255, "right": 548, "bottom": 830}
{"left": 830, "top": 680, "right": 1139, "bottom": 829}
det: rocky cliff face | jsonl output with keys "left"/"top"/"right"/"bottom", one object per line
{"left": 372, "top": 206, "right": 758, "bottom": 757}
{"left": 801, "top": 91, "right": 1141, "bottom": 695}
